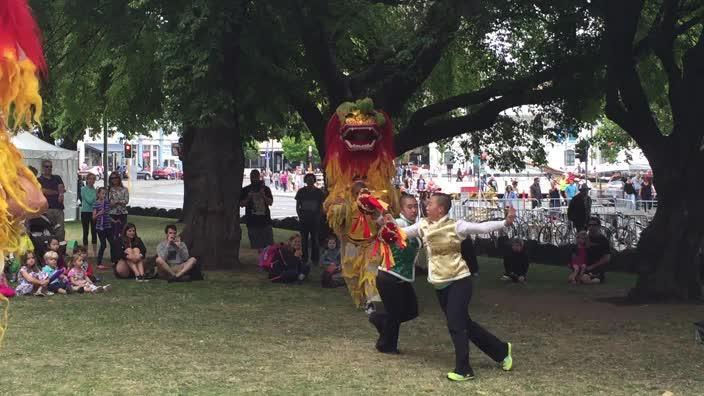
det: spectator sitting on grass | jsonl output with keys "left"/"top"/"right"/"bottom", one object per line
{"left": 501, "top": 239, "right": 530, "bottom": 283}
{"left": 15, "top": 251, "right": 50, "bottom": 296}
{"left": 568, "top": 231, "right": 588, "bottom": 284}
{"left": 582, "top": 217, "right": 611, "bottom": 284}
{"left": 269, "top": 234, "right": 310, "bottom": 283}
{"left": 46, "top": 237, "right": 66, "bottom": 270}
{"left": 320, "top": 235, "right": 344, "bottom": 288}
{"left": 155, "top": 224, "right": 197, "bottom": 282}
{"left": 41, "top": 250, "right": 70, "bottom": 294}
{"left": 114, "top": 223, "right": 148, "bottom": 282}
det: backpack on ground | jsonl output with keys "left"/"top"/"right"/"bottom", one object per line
{"left": 258, "top": 243, "right": 285, "bottom": 272}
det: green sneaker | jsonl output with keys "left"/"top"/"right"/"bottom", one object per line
{"left": 502, "top": 342, "right": 513, "bottom": 371}
{"left": 447, "top": 371, "right": 475, "bottom": 381}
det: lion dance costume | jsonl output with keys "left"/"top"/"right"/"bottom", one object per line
{"left": 324, "top": 98, "right": 400, "bottom": 308}
{"left": 0, "top": 0, "right": 47, "bottom": 345}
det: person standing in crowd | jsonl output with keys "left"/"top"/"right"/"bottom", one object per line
{"left": 568, "top": 185, "right": 592, "bottom": 231}
{"left": 632, "top": 173, "right": 642, "bottom": 210}
{"left": 565, "top": 178, "right": 578, "bottom": 202}
{"left": 273, "top": 171, "right": 280, "bottom": 190}
{"left": 530, "top": 177, "right": 542, "bottom": 209}
{"left": 624, "top": 178, "right": 636, "bottom": 209}
{"left": 295, "top": 173, "right": 325, "bottom": 265}
{"left": 395, "top": 163, "right": 404, "bottom": 187}
{"left": 37, "top": 160, "right": 65, "bottom": 241}
{"left": 280, "top": 170, "right": 288, "bottom": 192}
{"left": 240, "top": 169, "right": 274, "bottom": 253}
{"left": 456, "top": 168, "right": 463, "bottom": 182}
{"left": 80, "top": 173, "right": 98, "bottom": 253}
{"left": 93, "top": 187, "right": 113, "bottom": 270}
{"left": 108, "top": 171, "right": 129, "bottom": 263}
{"left": 416, "top": 174, "right": 427, "bottom": 193}
{"left": 505, "top": 185, "right": 518, "bottom": 209}
{"left": 640, "top": 177, "right": 654, "bottom": 212}
{"left": 548, "top": 181, "right": 561, "bottom": 209}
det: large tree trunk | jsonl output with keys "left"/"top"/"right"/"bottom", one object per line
{"left": 180, "top": 125, "right": 244, "bottom": 270}
{"left": 629, "top": 158, "right": 704, "bottom": 301}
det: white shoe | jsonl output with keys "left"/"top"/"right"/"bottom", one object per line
{"left": 102, "top": 284, "right": 112, "bottom": 292}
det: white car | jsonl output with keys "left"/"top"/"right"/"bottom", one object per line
{"left": 601, "top": 180, "right": 624, "bottom": 204}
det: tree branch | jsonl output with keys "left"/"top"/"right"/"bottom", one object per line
{"left": 653, "top": 0, "right": 686, "bottom": 127}
{"left": 395, "top": 86, "right": 559, "bottom": 154}
{"left": 290, "top": 97, "right": 326, "bottom": 158}
{"left": 603, "top": 1, "right": 664, "bottom": 157}
{"left": 297, "top": 4, "right": 351, "bottom": 106}
{"left": 350, "top": 0, "right": 473, "bottom": 115}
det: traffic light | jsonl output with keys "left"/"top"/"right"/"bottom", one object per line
{"left": 575, "top": 139, "right": 590, "bottom": 162}
{"left": 124, "top": 142, "right": 133, "bottom": 159}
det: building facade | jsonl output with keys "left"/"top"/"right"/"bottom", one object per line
{"left": 78, "top": 129, "right": 182, "bottom": 171}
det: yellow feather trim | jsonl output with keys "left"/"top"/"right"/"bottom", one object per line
{"left": 0, "top": 58, "right": 42, "bottom": 128}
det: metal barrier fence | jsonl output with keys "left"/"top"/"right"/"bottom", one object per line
{"left": 450, "top": 198, "right": 655, "bottom": 251}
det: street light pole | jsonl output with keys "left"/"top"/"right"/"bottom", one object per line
{"left": 308, "top": 145, "right": 312, "bottom": 172}
{"left": 102, "top": 110, "right": 108, "bottom": 188}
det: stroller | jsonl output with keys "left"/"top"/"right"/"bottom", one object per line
{"left": 27, "top": 215, "right": 64, "bottom": 259}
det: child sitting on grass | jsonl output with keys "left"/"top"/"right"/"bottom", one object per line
{"left": 72, "top": 245, "right": 97, "bottom": 283}
{"left": 46, "top": 237, "right": 66, "bottom": 270}
{"left": 501, "top": 239, "right": 530, "bottom": 283}
{"left": 568, "top": 231, "right": 588, "bottom": 284}
{"left": 16, "top": 251, "right": 50, "bottom": 296}
{"left": 68, "top": 254, "right": 110, "bottom": 293}
{"left": 320, "top": 235, "right": 344, "bottom": 288}
{"left": 41, "top": 251, "right": 70, "bottom": 295}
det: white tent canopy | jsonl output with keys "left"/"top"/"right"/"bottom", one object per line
{"left": 11, "top": 132, "right": 79, "bottom": 221}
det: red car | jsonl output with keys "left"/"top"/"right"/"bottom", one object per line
{"left": 152, "top": 167, "right": 183, "bottom": 180}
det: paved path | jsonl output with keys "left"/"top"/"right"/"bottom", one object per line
{"left": 128, "top": 179, "right": 298, "bottom": 219}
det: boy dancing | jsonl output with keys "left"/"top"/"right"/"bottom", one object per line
{"left": 374, "top": 193, "right": 421, "bottom": 354}
{"left": 395, "top": 192, "right": 516, "bottom": 380}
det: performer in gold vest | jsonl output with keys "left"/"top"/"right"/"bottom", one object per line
{"left": 397, "top": 192, "right": 516, "bottom": 381}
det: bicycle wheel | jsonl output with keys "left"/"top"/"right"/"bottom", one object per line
{"left": 538, "top": 225, "right": 555, "bottom": 245}
{"left": 554, "top": 223, "right": 573, "bottom": 245}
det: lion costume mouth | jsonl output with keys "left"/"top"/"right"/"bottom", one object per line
{"left": 341, "top": 124, "right": 381, "bottom": 152}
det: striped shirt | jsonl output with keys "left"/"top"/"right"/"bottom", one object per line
{"left": 93, "top": 200, "right": 112, "bottom": 230}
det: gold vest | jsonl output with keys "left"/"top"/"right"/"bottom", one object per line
{"left": 419, "top": 216, "right": 470, "bottom": 286}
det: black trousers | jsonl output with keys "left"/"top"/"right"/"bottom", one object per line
{"left": 48, "top": 280, "right": 69, "bottom": 293}
{"left": 299, "top": 216, "right": 321, "bottom": 264}
{"left": 96, "top": 229, "right": 113, "bottom": 266}
{"left": 436, "top": 276, "right": 508, "bottom": 375}
{"left": 81, "top": 212, "right": 97, "bottom": 246}
{"left": 376, "top": 271, "right": 419, "bottom": 351}
{"left": 110, "top": 214, "right": 127, "bottom": 263}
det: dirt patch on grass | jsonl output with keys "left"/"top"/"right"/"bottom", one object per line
{"left": 478, "top": 285, "right": 702, "bottom": 322}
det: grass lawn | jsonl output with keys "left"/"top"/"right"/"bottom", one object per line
{"left": 1, "top": 216, "right": 702, "bottom": 395}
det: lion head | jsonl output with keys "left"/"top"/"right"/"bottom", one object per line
{"left": 324, "top": 98, "right": 398, "bottom": 216}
